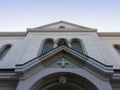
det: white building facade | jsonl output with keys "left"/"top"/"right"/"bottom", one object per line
{"left": 0, "top": 21, "right": 120, "bottom": 90}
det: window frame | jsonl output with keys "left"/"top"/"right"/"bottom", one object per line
{"left": 0, "top": 44, "right": 12, "bottom": 60}
{"left": 114, "top": 44, "right": 120, "bottom": 55}
{"left": 42, "top": 39, "right": 54, "bottom": 54}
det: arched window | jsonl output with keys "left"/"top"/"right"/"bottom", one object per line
{"left": 42, "top": 39, "right": 54, "bottom": 54}
{"left": 71, "top": 40, "right": 83, "bottom": 53}
{"left": 114, "top": 44, "right": 120, "bottom": 55}
{"left": 58, "top": 39, "right": 68, "bottom": 47}
{"left": 0, "top": 44, "right": 12, "bottom": 60}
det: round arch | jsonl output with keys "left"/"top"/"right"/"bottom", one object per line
{"left": 70, "top": 38, "right": 87, "bottom": 54}
{"left": 30, "top": 72, "right": 98, "bottom": 90}
{"left": 37, "top": 38, "right": 54, "bottom": 55}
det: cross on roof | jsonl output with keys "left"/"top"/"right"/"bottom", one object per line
{"left": 57, "top": 58, "right": 69, "bottom": 68}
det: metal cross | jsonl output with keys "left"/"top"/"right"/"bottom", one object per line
{"left": 57, "top": 58, "right": 69, "bottom": 68}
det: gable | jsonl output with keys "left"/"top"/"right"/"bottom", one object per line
{"left": 27, "top": 21, "right": 97, "bottom": 32}
{"left": 15, "top": 46, "right": 113, "bottom": 80}
{"left": 34, "top": 21, "right": 91, "bottom": 29}
{"left": 43, "top": 56, "right": 82, "bottom": 68}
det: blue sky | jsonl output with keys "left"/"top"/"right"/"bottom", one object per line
{"left": 0, "top": 0, "right": 120, "bottom": 32}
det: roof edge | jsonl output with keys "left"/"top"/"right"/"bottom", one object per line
{"left": 98, "top": 32, "right": 120, "bottom": 36}
{"left": 0, "top": 32, "right": 27, "bottom": 36}
{"left": 27, "top": 28, "right": 97, "bottom": 32}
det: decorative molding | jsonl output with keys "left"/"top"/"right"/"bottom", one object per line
{"left": 98, "top": 32, "right": 120, "bottom": 37}
{"left": 0, "top": 32, "right": 26, "bottom": 36}
{"left": 57, "top": 57, "right": 69, "bottom": 68}
{"left": 0, "top": 72, "right": 17, "bottom": 80}
{"left": 27, "top": 28, "right": 97, "bottom": 32}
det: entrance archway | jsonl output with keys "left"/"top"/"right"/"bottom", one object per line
{"left": 30, "top": 72, "right": 98, "bottom": 90}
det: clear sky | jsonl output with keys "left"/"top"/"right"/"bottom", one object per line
{"left": 0, "top": 0, "right": 120, "bottom": 32}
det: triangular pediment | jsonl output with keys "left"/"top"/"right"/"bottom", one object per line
{"left": 27, "top": 21, "right": 97, "bottom": 32}
{"left": 43, "top": 56, "right": 82, "bottom": 68}
{"left": 15, "top": 46, "right": 113, "bottom": 79}
{"left": 34, "top": 21, "right": 91, "bottom": 29}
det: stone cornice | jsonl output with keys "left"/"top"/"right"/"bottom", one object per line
{"left": 0, "top": 32, "right": 26, "bottom": 36}
{"left": 98, "top": 32, "right": 120, "bottom": 37}
{"left": 0, "top": 71, "right": 17, "bottom": 80}
{"left": 27, "top": 28, "right": 97, "bottom": 32}
{"left": 0, "top": 30, "right": 120, "bottom": 37}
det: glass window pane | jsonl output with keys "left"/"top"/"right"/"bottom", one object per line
{"left": 115, "top": 47, "right": 120, "bottom": 55}
{"left": 42, "top": 41, "right": 54, "bottom": 54}
{"left": 0, "top": 45, "right": 11, "bottom": 60}
{"left": 71, "top": 41, "right": 83, "bottom": 53}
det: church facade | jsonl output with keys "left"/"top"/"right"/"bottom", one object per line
{"left": 0, "top": 21, "right": 120, "bottom": 90}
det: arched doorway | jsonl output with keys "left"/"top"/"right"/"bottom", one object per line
{"left": 30, "top": 72, "right": 98, "bottom": 90}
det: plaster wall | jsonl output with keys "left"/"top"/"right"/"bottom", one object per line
{"left": 100, "top": 37, "right": 120, "bottom": 68}
{"left": 0, "top": 31, "right": 119, "bottom": 69}
{"left": 19, "top": 32, "right": 115, "bottom": 65}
